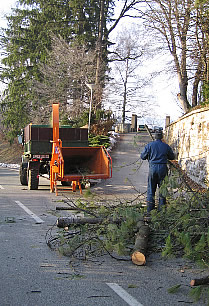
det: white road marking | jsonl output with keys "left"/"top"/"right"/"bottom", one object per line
{"left": 0, "top": 185, "right": 5, "bottom": 189}
{"left": 106, "top": 283, "right": 143, "bottom": 306}
{"left": 15, "top": 201, "right": 44, "bottom": 224}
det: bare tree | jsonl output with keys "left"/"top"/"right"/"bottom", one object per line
{"left": 108, "top": 26, "right": 155, "bottom": 123}
{"left": 95, "top": 0, "right": 144, "bottom": 110}
{"left": 31, "top": 35, "right": 97, "bottom": 123}
{"left": 133, "top": 0, "right": 209, "bottom": 113}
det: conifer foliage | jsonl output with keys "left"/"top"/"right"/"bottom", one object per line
{"left": 151, "top": 171, "right": 209, "bottom": 266}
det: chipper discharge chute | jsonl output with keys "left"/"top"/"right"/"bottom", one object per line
{"left": 50, "top": 103, "right": 112, "bottom": 195}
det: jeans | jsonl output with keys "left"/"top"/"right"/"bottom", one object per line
{"left": 147, "top": 163, "right": 168, "bottom": 213}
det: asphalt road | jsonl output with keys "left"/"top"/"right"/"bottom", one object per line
{"left": 0, "top": 132, "right": 206, "bottom": 306}
{"left": 91, "top": 132, "right": 149, "bottom": 203}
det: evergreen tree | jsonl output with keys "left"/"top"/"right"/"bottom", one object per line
{"left": 0, "top": 0, "right": 74, "bottom": 140}
{"left": 0, "top": 0, "right": 114, "bottom": 141}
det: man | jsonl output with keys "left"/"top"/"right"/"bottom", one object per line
{"left": 141, "top": 130, "right": 175, "bottom": 213}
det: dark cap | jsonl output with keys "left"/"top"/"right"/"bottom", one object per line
{"left": 155, "top": 130, "right": 163, "bottom": 140}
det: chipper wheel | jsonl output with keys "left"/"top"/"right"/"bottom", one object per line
{"left": 20, "top": 164, "right": 28, "bottom": 186}
{"left": 28, "top": 168, "right": 39, "bottom": 190}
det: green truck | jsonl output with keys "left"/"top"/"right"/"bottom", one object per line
{"left": 19, "top": 124, "right": 88, "bottom": 190}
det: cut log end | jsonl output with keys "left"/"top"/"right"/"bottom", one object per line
{"left": 190, "top": 276, "right": 209, "bottom": 287}
{"left": 131, "top": 251, "right": 146, "bottom": 266}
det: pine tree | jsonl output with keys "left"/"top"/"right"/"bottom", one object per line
{"left": 0, "top": 0, "right": 114, "bottom": 141}
{"left": 0, "top": 0, "right": 73, "bottom": 140}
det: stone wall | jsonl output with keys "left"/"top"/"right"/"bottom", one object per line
{"left": 165, "top": 106, "right": 209, "bottom": 188}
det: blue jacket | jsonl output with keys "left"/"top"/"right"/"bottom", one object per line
{"left": 141, "top": 139, "right": 175, "bottom": 165}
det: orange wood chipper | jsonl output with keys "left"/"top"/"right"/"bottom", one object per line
{"left": 50, "top": 103, "right": 112, "bottom": 195}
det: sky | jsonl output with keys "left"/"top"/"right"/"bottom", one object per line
{"left": 0, "top": 0, "right": 17, "bottom": 26}
{"left": 0, "top": 0, "right": 183, "bottom": 126}
{"left": 0, "top": 0, "right": 18, "bottom": 85}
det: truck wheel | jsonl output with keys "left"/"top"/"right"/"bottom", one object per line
{"left": 28, "top": 168, "right": 39, "bottom": 190}
{"left": 20, "top": 166, "right": 28, "bottom": 185}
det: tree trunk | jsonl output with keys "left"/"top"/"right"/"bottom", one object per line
{"left": 56, "top": 206, "right": 97, "bottom": 211}
{"left": 122, "top": 58, "right": 129, "bottom": 124}
{"left": 131, "top": 220, "right": 149, "bottom": 266}
{"left": 192, "top": 61, "right": 202, "bottom": 107}
{"left": 95, "top": 0, "right": 104, "bottom": 110}
{"left": 122, "top": 83, "right": 127, "bottom": 124}
{"left": 57, "top": 217, "right": 121, "bottom": 228}
{"left": 177, "top": 72, "right": 190, "bottom": 113}
{"left": 95, "top": 0, "right": 104, "bottom": 85}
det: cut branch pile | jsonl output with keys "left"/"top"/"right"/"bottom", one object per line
{"left": 56, "top": 215, "right": 150, "bottom": 265}
{"left": 46, "top": 198, "right": 150, "bottom": 263}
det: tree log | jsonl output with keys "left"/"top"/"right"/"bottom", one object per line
{"left": 56, "top": 207, "right": 77, "bottom": 210}
{"left": 131, "top": 221, "right": 149, "bottom": 266}
{"left": 190, "top": 276, "right": 209, "bottom": 286}
{"left": 57, "top": 217, "right": 121, "bottom": 228}
{"left": 56, "top": 206, "right": 97, "bottom": 210}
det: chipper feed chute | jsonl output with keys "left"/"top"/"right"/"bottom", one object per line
{"left": 50, "top": 103, "right": 112, "bottom": 195}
